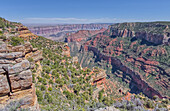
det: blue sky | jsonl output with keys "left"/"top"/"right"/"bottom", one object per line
{"left": 1, "top": 0, "right": 170, "bottom": 24}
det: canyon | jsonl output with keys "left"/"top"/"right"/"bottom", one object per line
{"left": 108, "top": 22, "right": 170, "bottom": 45}
{"left": 0, "top": 17, "right": 169, "bottom": 110}
{"left": 27, "top": 23, "right": 111, "bottom": 41}
{"left": 66, "top": 22, "right": 170, "bottom": 99}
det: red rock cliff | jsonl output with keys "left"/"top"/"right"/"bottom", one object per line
{"left": 108, "top": 22, "right": 170, "bottom": 45}
{"left": 66, "top": 28, "right": 107, "bottom": 42}
{"left": 86, "top": 46, "right": 164, "bottom": 99}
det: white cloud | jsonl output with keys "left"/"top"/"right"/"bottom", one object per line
{"left": 12, "top": 17, "right": 159, "bottom": 24}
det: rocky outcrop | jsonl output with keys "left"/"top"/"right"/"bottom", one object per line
{"left": 27, "top": 24, "right": 111, "bottom": 40}
{"left": 0, "top": 40, "right": 42, "bottom": 110}
{"left": 17, "top": 26, "right": 38, "bottom": 40}
{"left": 90, "top": 67, "right": 107, "bottom": 99}
{"left": 91, "top": 68, "right": 107, "bottom": 83}
{"left": 62, "top": 43, "right": 70, "bottom": 57}
{"left": 0, "top": 17, "right": 37, "bottom": 40}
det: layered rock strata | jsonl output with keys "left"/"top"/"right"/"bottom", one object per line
{"left": 0, "top": 17, "right": 37, "bottom": 40}
{"left": 27, "top": 24, "right": 110, "bottom": 40}
{"left": 66, "top": 22, "right": 170, "bottom": 99}
{"left": 109, "top": 22, "right": 170, "bottom": 45}
{"left": 0, "top": 41, "right": 42, "bottom": 110}
{"left": 66, "top": 28, "right": 107, "bottom": 42}
{"left": 86, "top": 46, "right": 164, "bottom": 99}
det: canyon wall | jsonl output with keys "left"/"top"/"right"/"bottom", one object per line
{"left": 0, "top": 40, "right": 42, "bottom": 110}
{"left": 27, "top": 24, "right": 111, "bottom": 40}
{"left": 66, "top": 21, "right": 170, "bottom": 99}
{"left": 109, "top": 22, "right": 170, "bottom": 45}
{"left": 66, "top": 28, "right": 107, "bottom": 42}
{"left": 86, "top": 46, "right": 164, "bottom": 99}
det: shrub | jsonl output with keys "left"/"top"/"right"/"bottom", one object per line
{"left": 44, "top": 74, "right": 50, "bottom": 79}
{"left": 55, "top": 73, "right": 59, "bottom": 78}
{"left": 161, "top": 99, "right": 169, "bottom": 104}
{"left": 40, "top": 85, "right": 46, "bottom": 91}
{"left": 32, "top": 74, "right": 36, "bottom": 83}
{"left": 36, "top": 89, "right": 43, "bottom": 102}
{"left": 10, "top": 37, "right": 24, "bottom": 46}
{"left": 52, "top": 69, "right": 57, "bottom": 75}
{"left": 99, "top": 89, "right": 104, "bottom": 102}
{"left": 44, "top": 92, "right": 53, "bottom": 103}
{"left": 42, "top": 78, "right": 47, "bottom": 85}
{"left": 63, "top": 90, "right": 74, "bottom": 100}
{"left": 146, "top": 100, "right": 154, "bottom": 108}
{"left": 55, "top": 78, "right": 64, "bottom": 87}
{"left": 38, "top": 77, "right": 43, "bottom": 82}
{"left": 48, "top": 87, "right": 52, "bottom": 91}
{"left": 49, "top": 79, "right": 53, "bottom": 84}
{"left": 27, "top": 57, "right": 34, "bottom": 62}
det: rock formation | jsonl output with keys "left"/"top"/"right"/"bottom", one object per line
{"left": 62, "top": 43, "right": 71, "bottom": 57}
{"left": 66, "top": 21, "right": 170, "bottom": 99}
{"left": 66, "top": 28, "right": 107, "bottom": 42}
{"left": 0, "top": 17, "right": 37, "bottom": 40}
{"left": 109, "top": 22, "right": 170, "bottom": 45}
{"left": 91, "top": 67, "right": 107, "bottom": 84}
{"left": 0, "top": 40, "right": 42, "bottom": 110}
{"left": 27, "top": 24, "right": 111, "bottom": 40}
{"left": 87, "top": 46, "right": 164, "bottom": 99}
{"left": 17, "top": 25, "right": 38, "bottom": 40}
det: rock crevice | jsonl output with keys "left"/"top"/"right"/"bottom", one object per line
{"left": 0, "top": 41, "right": 42, "bottom": 110}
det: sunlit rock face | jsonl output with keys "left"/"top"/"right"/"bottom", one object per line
{"left": 66, "top": 22, "right": 170, "bottom": 99}
{"left": 28, "top": 24, "right": 110, "bottom": 40}
{"left": 0, "top": 41, "right": 42, "bottom": 110}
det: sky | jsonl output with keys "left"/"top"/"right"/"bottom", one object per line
{"left": 1, "top": 0, "right": 170, "bottom": 24}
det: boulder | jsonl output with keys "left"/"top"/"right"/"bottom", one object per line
{"left": 5, "top": 60, "right": 30, "bottom": 74}
{"left": 9, "top": 70, "right": 32, "bottom": 92}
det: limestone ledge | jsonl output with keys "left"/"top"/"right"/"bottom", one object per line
{"left": 0, "top": 41, "right": 42, "bottom": 110}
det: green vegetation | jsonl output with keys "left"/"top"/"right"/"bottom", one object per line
{"left": 68, "top": 22, "right": 169, "bottom": 110}
{"left": 9, "top": 36, "right": 24, "bottom": 46}
{"left": 111, "top": 22, "right": 170, "bottom": 34}
{"left": 1, "top": 17, "right": 168, "bottom": 111}
{"left": 30, "top": 36, "right": 114, "bottom": 110}
{"left": 0, "top": 17, "right": 17, "bottom": 28}
{"left": 85, "top": 34, "right": 170, "bottom": 97}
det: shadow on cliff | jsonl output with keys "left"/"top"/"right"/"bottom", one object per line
{"left": 111, "top": 65, "right": 142, "bottom": 95}
{"left": 94, "top": 53, "right": 143, "bottom": 95}
{"left": 131, "top": 37, "right": 158, "bottom": 46}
